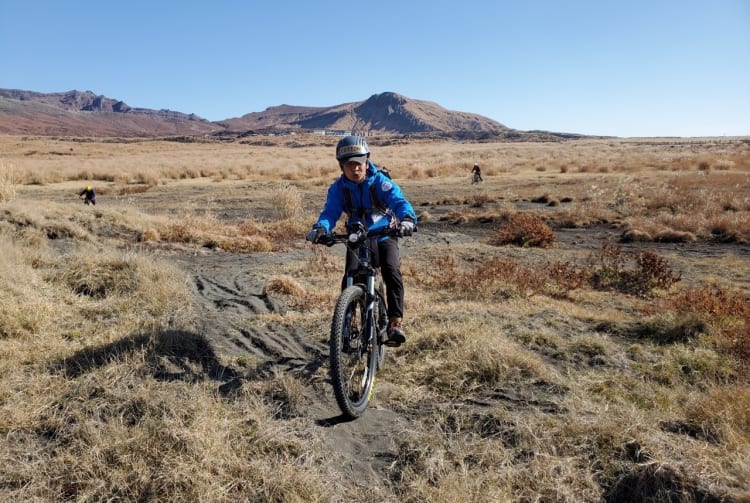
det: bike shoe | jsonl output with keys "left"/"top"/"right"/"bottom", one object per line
{"left": 385, "top": 319, "right": 406, "bottom": 347}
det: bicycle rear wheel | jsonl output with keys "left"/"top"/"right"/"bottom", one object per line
{"left": 330, "top": 285, "right": 378, "bottom": 418}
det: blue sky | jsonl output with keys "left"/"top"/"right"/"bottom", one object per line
{"left": 1, "top": 0, "right": 748, "bottom": 137}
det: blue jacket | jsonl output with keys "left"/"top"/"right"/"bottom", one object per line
{"left": 314, "top": 162, "right": 417, "bottom": 235}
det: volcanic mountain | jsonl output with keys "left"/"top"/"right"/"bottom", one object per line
{"left": 218, "top": 92, "right": 511, "bottom": 136}
{"left": 0, "top": 88, "right": 583, "bottom": 139}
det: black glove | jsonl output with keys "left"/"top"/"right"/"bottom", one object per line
{"left": 399, "top": 219, "right": 415, "bottom": 237}
{"left": 306, "top": 227, "right": 326, "bottom": 243}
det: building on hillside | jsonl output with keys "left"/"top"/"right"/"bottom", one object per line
{"left": 312, "top": 129, "right": 352, "bottom": 136}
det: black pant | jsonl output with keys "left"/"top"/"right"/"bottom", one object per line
{"left": 342, "top": 237, "right": 404, "bottom": 320}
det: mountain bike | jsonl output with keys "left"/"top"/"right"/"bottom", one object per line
{"left": 311, "top": 224, "right": 403, "bottom": 419}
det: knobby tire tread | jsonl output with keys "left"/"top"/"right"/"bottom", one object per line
{"left": 330, "top": 285, "right": 376, "bottom": 419}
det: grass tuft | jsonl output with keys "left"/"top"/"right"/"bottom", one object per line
{"left": 0, "top": 161, "right": 17, "bottom": 202}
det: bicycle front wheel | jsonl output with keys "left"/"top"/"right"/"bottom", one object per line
{"left": 375, "top": 282, "right": 387, "bottom": 370}
{"left": 330, "top": 285, "right": 378, "bottom": 419}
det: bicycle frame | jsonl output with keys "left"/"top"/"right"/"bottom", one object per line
{"left": 331, "top": 225, "right": 393, "bottom": 344}
{"left": 317, "top": 224, "right": 397, "bottom": 417}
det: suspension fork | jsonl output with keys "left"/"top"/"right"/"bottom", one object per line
{"left": 363, "top": 275, "right": 377, "bottom": 343}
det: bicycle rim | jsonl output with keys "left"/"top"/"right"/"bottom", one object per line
{"left": 330, "top": 286, "right": 377, "bottom": 418}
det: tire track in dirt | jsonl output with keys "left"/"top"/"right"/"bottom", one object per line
{"left": 174, "top": 250, "right": 326, "bottom": 376}
{"left": 171, "top": 246, "right": 417, "bottom": 490}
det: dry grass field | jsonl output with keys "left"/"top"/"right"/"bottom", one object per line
{"left": 1, "top": 134, "right": 749, "bottom": 502}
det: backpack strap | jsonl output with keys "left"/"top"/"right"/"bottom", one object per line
{"left": 369, "top": 183, "right": 388, "bottom": 214}
{"left": 378, "top": 164, "right": 392, "bottom": 179}
{"left": 343, "top": 186, "right": 354, "bottom": 216}
{"left": 342, "top": 183, "right": 389, "bottom": 218}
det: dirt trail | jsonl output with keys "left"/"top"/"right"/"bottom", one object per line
{"left": 168, "top": 219, "right": 749, "bottom": 488}
{"left": 163, "top": 224, "right": 492, "bottom": 487}
{"left": 171, "top": 241, "right": 425, "bottom": 486}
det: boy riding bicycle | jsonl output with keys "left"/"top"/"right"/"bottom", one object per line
{"left": 306, "top": 135, "right": 417, "bottom": 347}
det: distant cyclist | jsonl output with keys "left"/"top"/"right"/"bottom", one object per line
{"left": 79, "top": 185, "right": 96, "bottom": 205}
{"left": 472, "top": 162, "right": 483, "bottom": 183}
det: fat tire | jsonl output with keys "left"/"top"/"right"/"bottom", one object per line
{"left": 330, "top": 285, "right": 378, "bottom": 419}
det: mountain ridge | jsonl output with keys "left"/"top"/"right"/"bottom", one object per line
{"left": 0, "top": 88, "right": 589, "bottom": 140}
{"left": 216, "top": 92, "right": 512, "bottom": 137}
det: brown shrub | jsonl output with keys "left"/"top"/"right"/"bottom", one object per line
{"left": 416, "top": 254, "right": 552, "bottom": 299}
{"left": 264, "top": 218, "right": 310, "bottom": 243}
{"left": 669, "top": 284, "right": 750, "bottom": 319}
{"left": 416, "top": 254, "right": 459, "bottom": 291}
{"left": 588, "top": 242, "right": 681, "bottom": 295}
{"left": 545, "top": 260, "right": 590, "bottom": 296}
{"left": 60, "top": 254, "right": 140, "bottom": 299}
{"left": 666, "top": 285, "right": 750, "bottom": 362}
{"left": 456, "top": 257, "right": 548, "bottom": 298}
{"left": 720, "top": 322, "right": 750, "bottom": 363}
{"left": 635, "top": 250, "right": 682, "bottom": 291}
{"left": 130, "top": 172, "right": 160, "bottom": 187}
{"left": 489, "top": 213, "right": 556, "bottom": 248}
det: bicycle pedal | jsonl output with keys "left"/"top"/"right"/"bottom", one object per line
{"left": 384, "top": 332, "right": 405, "bottom": 347}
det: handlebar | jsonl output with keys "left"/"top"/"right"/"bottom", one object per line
{"left": 309, "top": 224, "right": 412, "bottom": 247}
{"left": 326, "top": 225, "right": 401, "bottom": 246}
